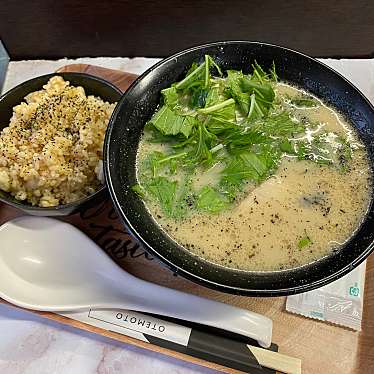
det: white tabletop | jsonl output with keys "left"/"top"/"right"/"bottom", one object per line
{"left": 1, "top": 57, "right": 373, "bottom": 374}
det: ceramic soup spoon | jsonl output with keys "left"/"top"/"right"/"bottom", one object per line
{"left": 0, "top": 216, "right": 272, "bottom": 347}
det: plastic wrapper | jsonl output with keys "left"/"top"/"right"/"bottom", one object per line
{"left": 286, "top": 261, "right": 366, "bottom": 330}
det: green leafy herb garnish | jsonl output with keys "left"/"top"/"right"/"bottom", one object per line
{"left": 134, "top": 55, "right": 353, "bottom": 219}
{"left": 197, "top": 186, "right": 229, "bottom": 213}
{"left": 146, "top": 177, "right": 178, "bottom": 216}
{"left": 289, "top": 94, "right": 319, "bottom": 108}
{"left": 298, "top": 233, "right": 312, "bottom": 248}
{"left": 132, "top": 184, "right": 145, "bottom": 197}
{"left": 148, "top": 106, "right": 196, "bottom": 138}
{"left": 175, "top": 55, "right": 222, "bottom": 91}
{"left": 296, "top": 133, "right": 352, "bottom": 171}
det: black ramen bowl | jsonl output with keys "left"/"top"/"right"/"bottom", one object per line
{"left": 105, "top": 41, "right": 374, "bottom": 296}
{"left": 0, "top": 72, "right": 121, "bottom": 216}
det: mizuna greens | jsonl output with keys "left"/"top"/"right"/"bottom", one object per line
{"left": 134, "top": 56, "right": 352, "bottom": 219}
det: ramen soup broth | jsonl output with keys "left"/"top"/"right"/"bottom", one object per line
{"left": 136, "top": 72, "right": 371, "bottom": 272}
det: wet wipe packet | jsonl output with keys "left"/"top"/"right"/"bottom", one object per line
{"left": 286, "top": 261, "right": 366, "bottom": 330}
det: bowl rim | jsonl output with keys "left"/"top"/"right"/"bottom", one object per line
{"left": 105, "top": 40, "right": 374, "bottom": 295}
{"left": 0, "top": 71, "right": 122, "bottom": 212}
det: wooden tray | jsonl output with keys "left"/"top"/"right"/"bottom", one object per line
{"left": 1, "top": 64, "right": 373, "bottom": 374}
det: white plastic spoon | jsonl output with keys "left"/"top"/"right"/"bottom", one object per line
{"left": 0, "top": 216, "right": 272, "bottom": 347}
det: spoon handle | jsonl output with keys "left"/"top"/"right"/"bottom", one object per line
{"left": 109, "top": 277, "right": 272, "bottom": 348}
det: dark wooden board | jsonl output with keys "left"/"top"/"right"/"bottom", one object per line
{"left": 0, "top": 64, "right": 374, "bottom": 373}
{"left": 1, "top": 0, "right": 374, "bottom": 59}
